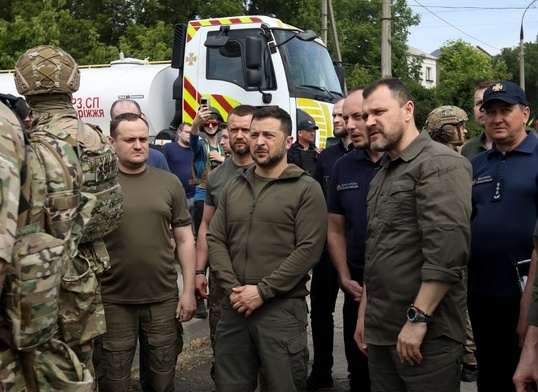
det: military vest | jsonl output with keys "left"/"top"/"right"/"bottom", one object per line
{"left": 0, "top": 99, "right": 92, "bottom": 391}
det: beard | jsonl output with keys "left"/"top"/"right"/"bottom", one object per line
{"left": 369, "top": 123, "right": 404, "bottom": 152}
{"left": 333, "top": 126, "right": 348, "bottom": 138}
{"left": 352, "top": 139, "right": 369, "bottom": 149}
{"left": 231, "top": 141, "right": 250, "bottom": 155}
{"left": 252, "top": 145, "right": 286, "bottom": 169}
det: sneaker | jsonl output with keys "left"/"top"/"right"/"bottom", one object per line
{"left": 461, "top": 364, "right": 478, "bottom": 382}
{"left": 306, "top": 373, "right": 334, "bottom": 391}
{"left": 195, "top": 298, "right": 208, "bottom": 318}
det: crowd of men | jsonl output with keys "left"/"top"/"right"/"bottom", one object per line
{"left": 2, "top": 44, "right": 538, "bottom": 392}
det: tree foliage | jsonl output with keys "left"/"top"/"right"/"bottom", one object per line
{"left": 0, "top": 0, "right": 421, "bottom": 82}
{"left": 432, "top": 39, "right": 511, "bottom": 137}
{"left": 331, "top": 0, "right": 420, "bottom": 87}
{"left": 496, "top": 38, "right": 538, "bottom": 118}
{"left": 437, "top": 39, "right": 510, "bottom": 108}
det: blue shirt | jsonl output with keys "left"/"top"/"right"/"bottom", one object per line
{"left": 161, "top": 142, "right": 196, "bottom": 199}
{"left": 147, "top": 148, "right": 170, "bottom": 172}
{"left": 327, "top": 149, "right": 382, "bottom": 273}
{"left": 470, "top": 131, "right": 538, "bottom": 297}
{"left": 313, "top": 140, "right": 351, "bottom": 199}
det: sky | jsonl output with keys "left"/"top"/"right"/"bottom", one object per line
{"left": 407, "top": 0, "right": 538, "bottom": 56}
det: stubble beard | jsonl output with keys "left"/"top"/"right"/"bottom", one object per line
{"left": 370, "top": 123, "right": 404, "bottom": 152}
{"left": 231, "top": 142, "right": 249, "bottom": 155}
{"left": 353, "top": 139, "right": 369, "bottom": 150}
{"left": 334, "top": 127, "right": 348, "bottom": 139}
{"left": 253, "top": 146, "right": 286, "bottom": 169}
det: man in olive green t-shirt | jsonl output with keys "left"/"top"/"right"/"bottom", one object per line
{"left": 93, "top": 113, "right": 196, "bottom": 392}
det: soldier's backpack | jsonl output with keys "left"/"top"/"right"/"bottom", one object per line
{"left": 0, "top": 95, "right": 92, "bottom": 391}
{"left": 30, "top": 114, "right": 123, "bottom": 359}
{"left": 0, "top": 94, "right": 81, "bottom": 351}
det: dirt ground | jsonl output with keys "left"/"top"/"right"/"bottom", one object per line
{"left": 129, "top": 337, "right": 214, "bottom": 392}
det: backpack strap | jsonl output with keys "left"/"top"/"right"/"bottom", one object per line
{"left": 19, "top": 351, "right": 39, "bottom": 392}
{"left": 0, "top": 93, "right": 31, "bottom": 218}
{"left": 76, "top": 118, "right": 85, "bottom": 156}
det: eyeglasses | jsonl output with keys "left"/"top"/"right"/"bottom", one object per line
{"left": 204, "top": 120, "right": 219, "bottom": 128}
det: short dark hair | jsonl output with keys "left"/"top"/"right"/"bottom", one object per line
{"left": 229, "top": 104, "right": 258, "bottom": 118}
{"left": 251, "top": 106, "right": 292, "bottom": 137}
{"left": 363, "top": 78, "right": 413, "bottom": 107}
{"left": 110, "top": 99, "right": 141, "bottom": 118}
{"left": 110, "top": 112, "right": 148, "bottom": 139}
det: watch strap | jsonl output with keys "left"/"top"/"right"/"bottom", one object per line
{"left": 408, "top": 304, "right": 432, "bottom": 323}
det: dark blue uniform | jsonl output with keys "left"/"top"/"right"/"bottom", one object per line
{"left": 327, "top": 148, "right": 381, "bottom": 390}
{"left": 468, "top": 131, "right": 538, "bottom": 392}
{"left": 307, "top": 141, "right": 350, "bottom": 385}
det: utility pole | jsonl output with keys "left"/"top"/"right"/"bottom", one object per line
{"left": 520, "top": 0, "right": 537, "bottom": 91}
{"left": 322, "top": 0, "right": 345, "bottom": 92}
{"left": 322, "top": 0, "right": 328, "bottom": 44}
{"left": 381, "top": 0, "right": 392, "bottom": 77}
{"left": 327, "top": 0, "right": 342, "bottom": 65}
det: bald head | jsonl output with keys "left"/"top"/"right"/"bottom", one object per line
{"left": 110, "top": 99, "right": 142, "bottom": 119}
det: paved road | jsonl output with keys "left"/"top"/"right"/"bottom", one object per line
{"left": 127, "top": 272, "right": 477, "bottom": 391}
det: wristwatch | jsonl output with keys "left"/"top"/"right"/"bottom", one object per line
{"left": 406, "top": 305, "right": 432, "bottom": 323}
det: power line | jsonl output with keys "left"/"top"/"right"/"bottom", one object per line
{"left": 412, "top": 0, "right": 502, "bottom": 51}
{"left": 409, "top": 5, "right": 534, "bottom": 10}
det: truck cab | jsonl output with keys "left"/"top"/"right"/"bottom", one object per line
{"left": 173, "top": 15, "right": 344, "bottom": 147}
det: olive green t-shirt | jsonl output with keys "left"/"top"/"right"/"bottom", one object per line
{"left": 205, "top": 158, "right": 255, "bottom": 207}
{"left": 101, "top": 166, "right": 191, "bottom": 304}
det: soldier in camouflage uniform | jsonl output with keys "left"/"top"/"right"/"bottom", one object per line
{"left": 424, "top": 105, "right": 469, "bottom": 151}
{"left": 0, "top": 96, "right": 93, "bottom": 391}
{"left": 0, "top": 100, "right": 28, "bottom": 289}
{"left": 13, "top": 46, "right": 123, "bottom": 369}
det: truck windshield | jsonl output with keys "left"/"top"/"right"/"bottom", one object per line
{"left": 273, "top": 29, "right": 343, "bottom": 101}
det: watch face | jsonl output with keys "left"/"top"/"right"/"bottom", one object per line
{"left": 407, "top": 306, "right": 431, "bottom": 323}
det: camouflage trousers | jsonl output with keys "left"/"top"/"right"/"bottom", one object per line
{"left": 208, "top": 270, "right": 223, "bottom": 353}
{"left": 463, "top": 310, "right": 477, "bottom": 366}
{"left": 57, "top": 249, "right": 106, "bottom": 368}
{"left": 0, "top": 339, "right": 93, "bottom": 391}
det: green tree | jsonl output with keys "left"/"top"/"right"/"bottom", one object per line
{"left": 437, "top": 39, "right": 510, "bottom": 109}
{"left": 247, "top": 0, "right": 320, "bottom": 33}
{"left": 198, "top": 0, "right": 248, "bottom": 19}
{"left": 329, "top": 0, "right": 420, "bottom": 88}
{"left": 119, "top": 21, "right": 172, "bottom": 61}
{"left": 407, "top": 82, "right": 441, "bottom": 130}
{"left": 496, "top": 40, "right": 538, "bottom": 117}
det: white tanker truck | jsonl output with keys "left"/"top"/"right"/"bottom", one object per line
{"left": 0, "top": 15, "right": 345, "bottom": 146}
{"left": 0, "top": 57, "right": 176, "bottom": 139}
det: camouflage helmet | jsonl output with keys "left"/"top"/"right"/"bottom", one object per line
{"left": 424, "top": 105, "right": 468, "bottom": 144}
{"left": 14, "top": 45, "right": 80, "bottom": 96}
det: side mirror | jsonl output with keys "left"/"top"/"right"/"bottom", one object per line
{"left": 246, "top": 37, "right": 262, "bottom": 69}
{"left": 334, "top": 62, "right": 346, "bottom": 92}
{"left": 246, "top": 69, "right": 262, "bottom": 87}
{"left": 296, "top": 30, "right": 318, "bottom": 42}
{"left": 204, "top": 25, "right": 231, "bottom": 48}
{"left": 205, "top": 35, "right": 229, "bottom": 48}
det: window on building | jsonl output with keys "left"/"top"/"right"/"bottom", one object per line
{"left": 425, "top": 67, "right": 433, "bottom": 82}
